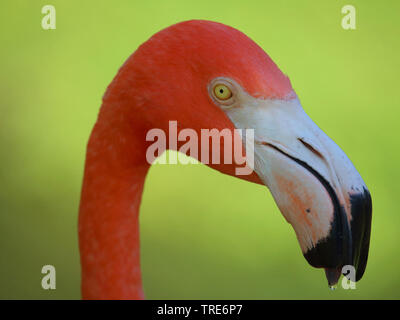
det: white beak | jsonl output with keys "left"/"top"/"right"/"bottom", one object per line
{"left": 223, "top": 94, "right": 372, "bottom": 286}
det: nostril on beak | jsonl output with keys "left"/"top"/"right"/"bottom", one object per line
{"left": 298, "top": 137, "right": 324, "bottom": 159}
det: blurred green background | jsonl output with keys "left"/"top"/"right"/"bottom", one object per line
{"left": 0, "top": 0, "right": 399, "bottom": 299}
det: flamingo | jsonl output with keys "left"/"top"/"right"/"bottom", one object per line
{"left": 78, "top": 20, "right": 372, "bottom": 299}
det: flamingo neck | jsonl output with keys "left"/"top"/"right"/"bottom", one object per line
{"left": 79, "top": 105, "right": 150, "bottom": 299}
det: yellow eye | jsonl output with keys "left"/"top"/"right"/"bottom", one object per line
{"left": 213, "top": 84, "right": 232, "bottom": 100}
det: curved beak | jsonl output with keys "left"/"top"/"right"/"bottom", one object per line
{"left": 226, "top": 97, "right": 372, "bottom": 286}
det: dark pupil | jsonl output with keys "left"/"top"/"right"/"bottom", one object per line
{"left": 219, "top": 89, "right": 224, "bottom": 94}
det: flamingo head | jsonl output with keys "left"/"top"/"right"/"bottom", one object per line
{"left": 104, "top": 20, "right": 372, "bottom": 286}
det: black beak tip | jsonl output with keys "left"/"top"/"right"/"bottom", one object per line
{"left": 350, "top": 187, "right": 372, "bottom": 282}
{"left": 324, "top": 267, "right": 342, "bottom": 287}
{"left": 304, "top": 188, "right": 372, "bottom": 286}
